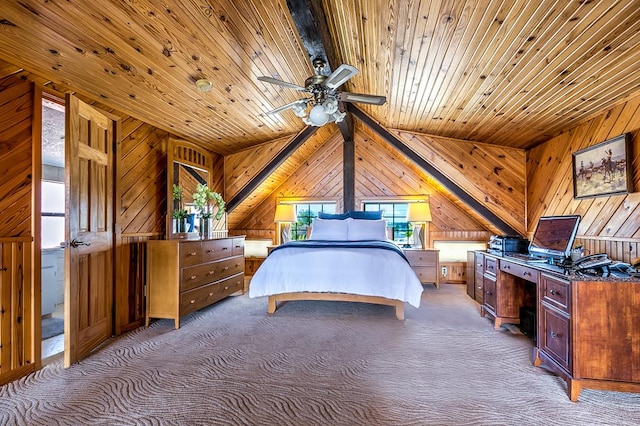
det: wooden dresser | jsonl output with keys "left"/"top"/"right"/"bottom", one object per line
{"left": 146, "top": 236, "right": 245, "bottom": 329}
{"left": 403, "top": 248, "right": 440, "bottom": 288}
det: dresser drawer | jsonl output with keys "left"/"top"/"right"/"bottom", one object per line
{"left": 499, "top": 260, "right": 539, "bottom": 283}
{"left": 232, "top": 237, "right": 245, "bottom": 256}
{"left": 218, "top": 272, "right": 244, "bottom": 297}
{"left": 202, "top": 238, "right": 233, "bottom": 262}
{"left": 404, "top": 250, "right": 437, "bottom": 266}
{"left": 412, "top": 266, "right": 437, "bottom": 283}
{"left": 179, "top": 241, "right": 203, "bottom": 266}
{"left": 180, "top": 256, "right": 244, "bottom": 292}
{"left": 540, "top": 303, "right": 571, "bottom": 371}
{"left": 541, "top": 274, "right": 570, "bottom": 313}
{"left": 180, "top": 282, "right": 222, "bottom": 316}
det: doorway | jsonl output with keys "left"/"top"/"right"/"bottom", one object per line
{"left": 41, "top": 95, "right": 66, "bottom": 359}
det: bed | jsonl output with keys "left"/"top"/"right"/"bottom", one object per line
{"left": 248, "top": 213, "right": 424, "bottom": 319}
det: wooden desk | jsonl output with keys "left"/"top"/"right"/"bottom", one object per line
{"left": 474, "top": 250, "right": 640, "bottom": 402}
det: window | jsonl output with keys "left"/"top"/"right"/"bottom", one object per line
{"left": 290, "top": 202, "right": 336, "bottom": 240}
{"left": 363, "top": 202, "right": 410, "bottom": 245}
{"left": 42, "top": 181, "right": 65, "bottom": 249}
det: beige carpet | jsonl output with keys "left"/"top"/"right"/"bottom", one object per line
{"left": 1, "top": 284, "right": 638, "bottom": 425}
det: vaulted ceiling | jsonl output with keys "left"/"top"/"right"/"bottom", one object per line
{"left": 0, "top": 0, "right": 639, "bottom": 156}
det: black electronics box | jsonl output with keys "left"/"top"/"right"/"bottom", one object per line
{"left": 488, "top": 235, "right": 529, "bottom": 253}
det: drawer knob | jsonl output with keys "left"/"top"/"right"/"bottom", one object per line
{"left": 224, "top": 286, "right": 229, "bottom": 290}
{"left": 222, "top": 247, "right": 228, "bottom": 250}
{"left": 190, "top": 275, "right": 197, "bottom": 280}
{"left": 189, "top": 252, "right": 197, "bottom": 256}
{"left": 207, "top": 250, "right": 213, "bottom": 253}
{"left": 208, "top": 271, "right": 214, "bottom": 275}
{"left": 550, "top": 289, "right": 557, "bottom": 295}
{"left": 224, "top": 266, "right": 229, "bottom": 270}
{"left": 523, "top": 271, "right": 529, "bottom": 276}
{"left": 190, "top": 299, "right": 196, "bottom": 304}
{"left": 550, "top": 331, "right": 557, "bottom": 339}
{"left": 209, "top": 292, "right": 214, "bottom": 296}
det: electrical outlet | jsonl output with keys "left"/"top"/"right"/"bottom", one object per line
{"left": 441, "top": 266, "right": 448, "bottom": 277}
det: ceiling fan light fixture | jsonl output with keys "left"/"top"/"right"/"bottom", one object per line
{"left": 292, "top": 102, "right": 307, "bottom": 117}
{"left": 308, "top": 104, "right": 329, "bottom": 126}
{"left": 322, "top": 99, "right": 338, "bottom": 114}
{"left": 195, "top": 79, "right": 213, "bottom": 92}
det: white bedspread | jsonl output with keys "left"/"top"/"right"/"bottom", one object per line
{"left": 249, "top": 244, "right": 423, "bottom": 308}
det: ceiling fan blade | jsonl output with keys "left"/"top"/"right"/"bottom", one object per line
{"left": 339, "top": 92, "right": 387, "bottom": 105}
{"left": 260, "top": 99, "right": 310, "bottom": 116}
{"left": 258, "top": 76, "right": 306, "bottom": 91}
{"left": 324, "top": 64, "right": 358, "bottom": 89}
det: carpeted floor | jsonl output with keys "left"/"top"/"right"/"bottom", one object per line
{"left": 1, "top": 284, "right": 639, "bottom": 425}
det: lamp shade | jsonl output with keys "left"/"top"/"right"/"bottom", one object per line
{"left": 274, "top": 204, "right": 296, "bottom": 223}
{"left": 407, "top": 202, "right": 432, "bottom": 222}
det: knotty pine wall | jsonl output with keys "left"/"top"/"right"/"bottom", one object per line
{"left": 528, "top": 93, "right": 640, "bottom": 263}
{"left": 0, "top": 59, "right": 204, "bottom": 348}
{"left": 230, "top": 121, "right": 495, "bottom": 246}
{"left": 0, "top": 72, "right": 38, "bottom": 383}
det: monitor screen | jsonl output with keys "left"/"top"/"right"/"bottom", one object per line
{"left": 529, "top": 215, "right": 581, "bottom": 259}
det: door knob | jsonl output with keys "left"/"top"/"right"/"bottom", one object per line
{"left": 70, "top": 239, "right": 91, "bottom": 248}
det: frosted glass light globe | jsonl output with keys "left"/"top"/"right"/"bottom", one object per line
{"left": 308, "top": 104, "right": 329, "bottom": 126}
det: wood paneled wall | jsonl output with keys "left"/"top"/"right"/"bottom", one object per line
{"left": 230, "top": 122, "right": 499, "bottom": 243}
{"left": 528, "top": 93, "right": 640, "bottom": 261}
{"left": 355, "top": 124, "right": 492, "bottom": 235}
{"left": 0, "top": 72, "right": 37, "bottom": 384}
{"left": 226, "top": 125, "right": 338, "bottom": 231}
{"left": 392, "top": 129, "right": 527, "bottom": 235}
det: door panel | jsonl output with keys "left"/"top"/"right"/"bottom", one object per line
{"left": 64, "top": 95, "right": 114, "bottom": 367}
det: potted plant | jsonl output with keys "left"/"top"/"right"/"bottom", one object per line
{"left": 193, "top": 183, "right": 225, "bottom": 239}
{"left": 172, "top": 184, "right": 188, "bottom": 233}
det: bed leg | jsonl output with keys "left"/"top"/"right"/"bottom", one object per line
{"left": 395, "top": 302, "right": 405, "bottom": 320}
{"left": 267, "top": 296, "right": 276, "bottom": 314}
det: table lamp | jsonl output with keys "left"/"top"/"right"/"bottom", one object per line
{"left": 406, "top": 202, "right": 432, "bottom": 249}
{"left": 274, "top": 204, "right": 296, "bottom": 245}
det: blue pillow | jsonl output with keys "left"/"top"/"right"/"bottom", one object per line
{"left": 318, "top": 211, "right": 349, "bottom": 220}
{"left": 347, "top": 210, "right": 383, "bottom": 220}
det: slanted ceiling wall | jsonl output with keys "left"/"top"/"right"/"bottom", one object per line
{"left": 528, "top": 92, "right": 640, "bottom": 262}
{"left": 228, "top": 121, "right": 508, "bottom": 244}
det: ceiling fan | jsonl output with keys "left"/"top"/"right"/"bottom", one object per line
{"left": 258, "top": 58, "right": 386, "bottom": 126}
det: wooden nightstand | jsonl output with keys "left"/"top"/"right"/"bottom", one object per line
{"left": 403, "top": 248, "right": 440, "bottom": 289}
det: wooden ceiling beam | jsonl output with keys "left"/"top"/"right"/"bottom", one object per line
{"left": 349, "top": 105, "right": 520, "bottom": 236}
{"left": 286, "top": 0, "right": 355, "bottom": 210}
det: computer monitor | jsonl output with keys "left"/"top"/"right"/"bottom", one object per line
{"left": 528, "top": 215, "right": 581, "bottom": 259}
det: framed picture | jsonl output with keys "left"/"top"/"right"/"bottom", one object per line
{"left": 572, "top": 133, "right": 632, "bottom": 199}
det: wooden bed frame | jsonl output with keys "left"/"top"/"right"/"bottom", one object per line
{"left": 267, "top": 292, "right": 405, "bottom": 320}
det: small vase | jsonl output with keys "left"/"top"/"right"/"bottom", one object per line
{"left": 175, "top": 218, "right": 186, "bottom": 233}
{"left": 200, "top": 217, "right": 211, "bottom": 239}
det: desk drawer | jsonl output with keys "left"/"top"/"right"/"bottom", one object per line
{"left": 499, "top": 260, "right": 539, "bottom": 283}
{"left": 540, "top": 303, "right": 571, "bottom": 371}
{"left": 541, "top": 274, "right": 570, "bottom": 313}
{"left": 484, "top": 257, "right": 497, "bottom": 275}
{"left": 232, "top": 238, "right": 245, "bottom": 256}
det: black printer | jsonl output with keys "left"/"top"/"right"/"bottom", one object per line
{"left": 488, "top": 235, "right": 529, "bottom": 253}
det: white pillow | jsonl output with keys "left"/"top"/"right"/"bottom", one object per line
{"left": 347, "top": 218, "right": 387, "bottom": 241}
{"left": 309, "top": 218, "right": 349, "bottom": 241}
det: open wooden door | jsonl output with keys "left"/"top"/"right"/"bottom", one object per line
{"left": 64, "top": 95, "right": 115, "bottom": 367}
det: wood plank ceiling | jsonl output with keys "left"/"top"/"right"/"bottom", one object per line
{"left": 0, "top": 0, "right": 638, "bottom": 155}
